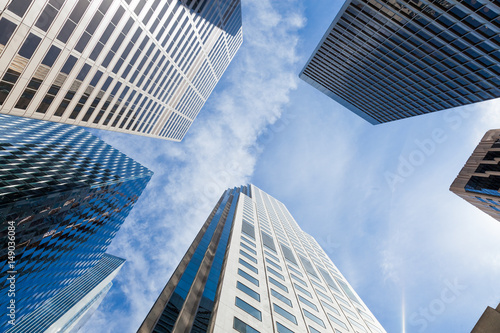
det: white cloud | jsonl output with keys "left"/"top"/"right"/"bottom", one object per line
{"left": 82, "top": 1, "right": 305, "bottom": 331}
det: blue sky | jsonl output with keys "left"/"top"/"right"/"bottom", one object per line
{"left": 83, "top": 0, "right": 500, "bottom": 332}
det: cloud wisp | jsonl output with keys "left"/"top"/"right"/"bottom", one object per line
{"left": 82, "top": 0, "right": 306, "bottom": 331}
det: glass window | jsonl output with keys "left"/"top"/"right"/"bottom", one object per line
{"left": 265, "top": 250, "right": 280, "bottom": 262}
{"left": 294, "top": 283, "right": 312, "bottom": 298}
{"left": 242, "top": 221, "right": 255, "bottom": 239}
{"left": 291, "top": 274, "right": 307, "bottom": 286}
{"left": 57, "top": 20, "right": 76, "bottom": 43}
{"left": 316, "top": 289, "right": 332, "bottom": 302}
{"left": 327, "top": 314, "right": 348, "bottom": 330}
{"left": 8, "top": 0, "right": 33, "bottom": 17}
{"left": 236, "top": 281, "right": 260, "bottom": 302}
{"left": 233, "top": 317, "right": 260, "bottom": 333}
{"left": 269, "top": 277, "right": 288, "bottom": 293}
{"left": 239, "top": 258, "right": 258, "bottom": 274}
{"left": 277, "top": 322, "right": 294, "bottom": 333}
{"left": 0, "top": 18, "right": 17, "bottom": 45}
{"left": 18, "top": 33, "right": 41, "bottom": 59}
{"left": 240, "top": 250, "right": 257, "bottom": 264}
{"left": 288, "top": 265, "right": 303, "bottom": 277}
{"left": 236, "top": 297, "right": 262, "bottom": 321}
{"left": 298, "top": 295, "right": 318, "bottom": 311}
{"left": 35, "top": 4, "right": 58, "bottom": 31}
{"left": 267, "top": 266, "right": 285, "bottom": 281}
{"left": 238, "top": 269, "right": 259, "bottom": 287}
{"left": 271, "top": 288, "right": 292, "bottom": 307}
{"left": 265, "top": 258, "right": 282, "bottom": 271}
{"left": 273, "top": 303, "right": 297, "bottom": 324}
{"left": 321, "top": 301, "right": 340, "bottom": 315}
{"left": 304, "top": 309, "right": 325, "bottom": 328}
{"left": 308, "top": 326, "right": 321, "bottom": 333}
{"left": 241, "top": 236, "right": 256, "bottom": 248}
{"left": 61, "top": 56, "right": 78, "bottom": 75}
{"left": 240, "top": 242, "right": 257, "bottom": 255}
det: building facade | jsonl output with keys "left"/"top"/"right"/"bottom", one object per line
{"left": 471, "top": 303, "right": 500, "bottom": 333}
{"left": 0, "top": 114, "right": 152, "bottom": 328}
{"left": 139, "top": 184, "right": 386, "bottom": 333}
{"left": 300, "top": 0, "right": 500, "bottom": 124}
{"left": 5, "top": 253, "right": 126, "bottom": 333}
{"left": 0, "top": 0, "right": 242, "bottom": 140}
{"left": 451, "top": 129, "right": 500, "bottom": 222}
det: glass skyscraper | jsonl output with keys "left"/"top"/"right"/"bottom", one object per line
{"left": 5, "top": 253, "right": 126, "bottom": 333}
{"left": 139, "top": 184, "right": 386, "bottom": 333}
{"left": 451, "top": 129, "right": 500, "bottom": 222}
{"left": 300, "top": 0, "right": 500, "bottom": 124}
{"left": 0, "top": 114, "right": 152, "bottom": 328}
{"left": 0, "top": 0, "right": 242, "bottom": 140}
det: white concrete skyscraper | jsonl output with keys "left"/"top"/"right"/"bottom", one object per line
{"left": 139, "top": 185, "right": 386, "bottom": 333}
{"left": 0, "top": 0, "right": 242, "bottom": 141}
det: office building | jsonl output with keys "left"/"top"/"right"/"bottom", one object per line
{"left": 300, "top": 0, "right": 500, "bottom": 124}
{"left": 5, "top": 253, "right": 125, "bottom": 333}
{"left": 0, "top": 0, "right": 242, "bottom": 140}
{"left": 139, "top": 184, "right": 386, "bottom": 333}
{"left": 0, "top": 115, "right": 152, "bottom": 328}
{"left": 471, "top": 303, "right": 500, "bottom": 333}
{"left": 451, "top": 129, "right": 500, "bottom": 222}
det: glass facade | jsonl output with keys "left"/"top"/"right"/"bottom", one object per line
{"left": 0, "top": 0, "right": 242, "bottom": 140}
{"left": 5, "top": 253, "right": 126, "bottom": 333}
{"left": 0, "top": 114, "right": 152, "bottom": 328}
{"left": 139, "top": 184, "right": 386, "bottom": 333}
{"left": 300, "top": 0, "right": 500, "bottom": 124}
{"left": 451, "top": 129, "right": 500, "bottom": 222}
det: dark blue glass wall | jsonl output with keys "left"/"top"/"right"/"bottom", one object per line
{"left": 0, "top": 114, "right": 152, "bottom": 328}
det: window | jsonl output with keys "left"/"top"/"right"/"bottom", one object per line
{"left": 287, "top": 265, "right": 303, "bottom": 277}
{"left": 0, "top": 18, "right": 17, "bottom": 45}
{"left": 271, "top": 289, "right": 292, "bottom": 307}
{"left": 273, "top": 303, "right": 297, "bottom": 324}
{"left": 291, "top": 274, "right": 307, "bottom": 286}
{"left": 316, "top": 290, "right": 332, "bottom": 302}
{"left": 241, "top": 236, "right": 256, "bottom": 248}
{"left": 341, "top": 304, "right": 357, "bottom": 318}
{"left": 308, "top": 326, "right": 321, "bottom": 333}
{"left": 238, "top": 269, "right": 259, "bottom": 287}
{"left": 267, "top": 266, "right": 285, "bottom": 281}
{"left": 348, "top": 318, "right": 368, "bottom": 332}
{"left": 298, "top": 295, "right": 318, "bottom": 311}
{"left": 262, "top": 231, "right": 276, "bottom": 252}
{"left": 233, "top": 317, "right": 260, "bottom": 333}
{"left": 321, "top": 301, "right": 340, "bottom": 316}
{"left": 236, "top": 282, "right": 260, "bottom": 302}
{"left": 281, "top": 244, "right": 297, "bottom": 265}
{"left": 277, "top": 322, "right": 294, "bottom": 333}
{"left": 242, "top": 221, "right": 255, "bottom": 239}
{"left": 236, "top": 297, "right": 261, "bottom": 321}
{"left": 336, "top": 279, "right": 362, "bottom": 306}
{"left": 303, "top": 309, "right": 325, "bottom": 328}
{"left": 265, "top": 250, "right": 280, "bottom": 262}
{"left": 294, "top": 283, "right": 312, "bottom": 298}
{"left": 8, "top": 0, "right": 32, "bottom": 17}
{"left": 18, "top": 33, "right": 41, "bottom": 59}
{"left": 241, "top": 242, "right": 257, "bottom": 255}
{"left": 240, "top": 250, "right": 257, "bottom": 264}
{"left": 269, "top": 277, "right": 288, "bottom": 292}
{"left": 239, "top": 258, "right": 258, "bottom": 274}
{"left": 266, "top": 258, "right": 282, "bottom": 271}
{"left": 327, "top": 314, "right": 348, "bottom": 330}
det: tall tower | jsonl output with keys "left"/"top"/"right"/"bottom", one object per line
{"left": 300, "top": 0, "right": 500, "bottom": 124}
{"left": 0, "top": 0, "right": 242, "bottom": 140}
{"left": 0, "top": 114, "right": 152, "bottom": 328}
{"left": 5, "top": 253, "right": 126, "bottom": 333}
{"left": 139, "top": 184, "right": 386, "bottom": 333}
{"left": 451, "top": 129, "right": 500, "bottom": 222}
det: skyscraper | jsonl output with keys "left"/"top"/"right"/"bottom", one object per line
{"left": 0, "top": 0, "right": 242, "bottom": 141}
{"left": 471, "top": 303, "right": 500, "bottom": 333}
{"left": 450, "top": 129, "right": 500, "bottom": 222}
{"left": 5, "top": 253, "right": 126, "bottom": 333}
{"left": 0, "top": 114, "right": 152, "bottom": 328}
{"left": 139, "top": 184, "right": 386, "bottom": 333}
{"left": 300, "top": 0, "right": 500, "bottom": 124}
